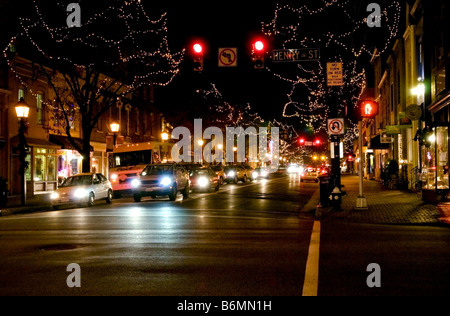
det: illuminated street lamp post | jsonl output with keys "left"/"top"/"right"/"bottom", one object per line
{"left": 110, "top": 122, "right": 120, "bottom": 147}
{"left": 15, "top": 98, "right": 30, "bottom": 206}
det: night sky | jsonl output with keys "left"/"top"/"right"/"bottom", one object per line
{"left": 2, "top": 0, "right": 401, "bottom": 125}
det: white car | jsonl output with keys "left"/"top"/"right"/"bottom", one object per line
{"left": 51, "top": 173, "right": 114, "bottom": 208}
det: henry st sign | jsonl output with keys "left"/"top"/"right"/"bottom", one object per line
{"left": 272, "top": 48, "right": 320, "bottom": 63}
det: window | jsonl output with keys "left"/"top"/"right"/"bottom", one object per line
{"left": 18, "top": 89, "right": 25, "bottom": 101}
{"left": 36, "top": 93, "right": 44, "bottom": 125}
{"left": 435, "top": 68, "right": 446, "bottom": 96}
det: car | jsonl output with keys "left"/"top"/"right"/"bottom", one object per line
{"left": 189, "top": 167, "right": 221, "bottom": 192}
{"left": 253, "top": 167, "right": 270, "bottom": 179}
{"left": 210, "top": 165, "right": 226, "bottom": 185}
{"left": 132, "top": 164, "right": 190, "bottom": 202}
{"left": 224, "top": 165, "right": 250, "bottom": 184}
{"left": 242, "top": 165, "right": 257, "bottom": 180}
{"left": 51, "top": 173, "right": 113, "bottom": 208}
{"left": 301, "top": 167, "right": 320, "bottom": 183}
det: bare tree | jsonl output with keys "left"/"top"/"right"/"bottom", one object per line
{"left": 5, "top": 0, "right": 184, "bottom": 172}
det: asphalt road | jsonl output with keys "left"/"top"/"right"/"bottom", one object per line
{"left": 1, "top": 174, "right": 450, "bottom": 297}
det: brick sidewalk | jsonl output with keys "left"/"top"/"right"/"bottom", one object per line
{"left": 301, "top": 175, "right": 445, "bottom": 226}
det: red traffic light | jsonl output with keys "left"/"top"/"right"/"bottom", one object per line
{"left": 299, "top": 138, "right": 306, "bottom": 145}
{"left": 254, "top": 40, "right": 265, "bottom": 52}
{"left": 361, "top": 100, "right": 379, "bottom": 118}
{"left": 348, "top": 155, "right": 354, "bottom": 162}
{"left": 315, "top": 139, "right": 322, "bottom": 146}
{"left": 193, "top": 43, "right": 203, "bottom": 54}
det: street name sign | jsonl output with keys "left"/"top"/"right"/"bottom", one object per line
{"left": 272, "top": 48, "right": 320, "bottom": 63}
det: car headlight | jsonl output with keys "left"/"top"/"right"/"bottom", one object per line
{"left": 227, "top": 171, "right": 235, "bottom": 178}
{"left": 74, "top": 189, "right": 89, "bottom": 199}
{"left": 160, "top": 177, "right": 172, "bottom": 187}
{"left": 252, "top": 172, "right": 259, "bottom": 179}
{"left": 261, "top": 171, "right": 268, "bottom": 177}
{"left": 50, "top": 192, "right": 59, "bottom": 200}
{"left": 131, "top": 179, "right": 141, "bottom": 188}
{"left": 110, "top": 174, "right": 118, "bottom": 182}
{"left": 198, "top": 177, "right": 209, "bottom": 188}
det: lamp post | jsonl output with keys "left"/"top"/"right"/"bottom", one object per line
{"left": 15, "top": 98, "right": 30, "bottom": 206}
{"left": 161, "top": 132, "right": 169, "bottom": 142}
{"left": 110, "top": 122, "right": 120, "bottom": 147}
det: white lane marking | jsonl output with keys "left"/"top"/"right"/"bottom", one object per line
{"left": 302, "top": 221, "right": 321, "bottom": 297}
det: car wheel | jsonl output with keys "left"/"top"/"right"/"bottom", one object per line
{"left": 215, "top": 184, "right": 220, "bottom": 192}
{"left": 133, "top": 193, "right": 142, "bottom": 203}
{"left": 233, "top": 176, "right": 238, "bottom": 184}
{"left": 106, "top": 190, "right": 113, "bottom": 204}
{"left": 87, "top": 193, "right": 95, "bottom": 207}
{"left": 182, "top": 182, "right": 190, "bottom": 198}
{"left": 169, "top": 185, "right": 177, "bottom": 201}
{"left": 243, "top": 175, "right": 248, "bottom": 184}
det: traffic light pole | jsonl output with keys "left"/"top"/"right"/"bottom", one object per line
{"left": 356, "top": 120, "right": 368, "bottom": 210}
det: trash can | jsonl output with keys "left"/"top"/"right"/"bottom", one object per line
{"left": 318, "top": 175, "right": 331, "bottom": 208}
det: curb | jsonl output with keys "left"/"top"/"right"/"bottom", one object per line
{"left": 0, "top": 205, "right": 52, "bottom": 217}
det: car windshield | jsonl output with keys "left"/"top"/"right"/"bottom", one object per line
{"left": 224, "top": 167, "right": 237, "bottom": 172}
{"left": 190, "top": 169, "right": 210, "bottom": 177}
{"left": 61, "top": 175, "right": 92, "bottom": 187}
{"left": 211, "top": 166, "right": 222, "bottom": 171}
{"left": 142, "top": 165, "right": 173, "bottom": 176}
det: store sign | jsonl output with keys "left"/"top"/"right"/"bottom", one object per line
{"left": 381, "top": 134, "right": 393, "bottom": 144}
{"left": 385, "top": 125, "right": 401, "bottom": 135}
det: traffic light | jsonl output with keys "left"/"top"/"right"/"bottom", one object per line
{"left": 360, "top": 100, "right": 379, "bottom": 119}
{"left": 193, "top": 43, "right": 204, "bottom": 72}
{"left": 252, "top": 40, "right": 266, "bottom": 70}
{"left": 314, "top": 139, "right": 322, "bottom": 147}
{"left": 299, "top": 138, "right": 306, "bottom": 146}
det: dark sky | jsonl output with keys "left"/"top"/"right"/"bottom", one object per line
{"left": 147, "top": 0, "right": 284, "bottom": 120}
{"left": 2, "top": 0, "right": 402, "bottom": 126}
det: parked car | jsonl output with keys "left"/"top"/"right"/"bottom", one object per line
{"left": 210, "top": 165, "right": 226, "bottom": 185}
{"left": 224, "top": 165, "right": 251, "bottom": 184}
{"left": 51, "top": 173, "right": 113, "bottom": 208}
{"left": 132, "top": 164, "right": 190, "bottom": 202}
{"left": 301, "top": 167, "right": 320, "bottom": 183}
{"left": 189, "top": 167, "right": 221, "bottom": 192}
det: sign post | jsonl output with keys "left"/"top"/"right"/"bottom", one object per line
{"left": 355, "top": 120, "right": 368, "bottom": 211}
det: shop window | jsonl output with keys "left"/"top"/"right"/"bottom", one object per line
{"left": 436, "top": 127, "right": 449, "bottom": 190}
{"left": 421, "top": 127, "right": 449, "bottom": 190}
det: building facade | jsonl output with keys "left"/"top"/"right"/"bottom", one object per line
{"left": 0, "top": 55, "right": 171, "bottom": 199}
{"left": 363, "top": 0, "right": 449, "bottom": 201}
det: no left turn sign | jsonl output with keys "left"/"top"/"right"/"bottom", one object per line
{"left": 219, "top": 48, "right": 238, "bottom": 67}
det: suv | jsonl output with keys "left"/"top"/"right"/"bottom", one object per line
{"left": 224, "top": 165, "right": 251, "bottom": 184}
{"left": 132, "top": 164, "right": 190, "bottom": 202}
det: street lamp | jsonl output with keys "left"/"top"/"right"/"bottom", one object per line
{"left": 161, "top": 132, "right": 170, "bottom": 142}
{"left": 15, "top": 98, "right": 30, "bottom": 206}
{"left": 110, "top": 122, "right": 120, "bottom": 146}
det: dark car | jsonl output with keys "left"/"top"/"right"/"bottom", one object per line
{"left": 189, "top": 167, "right": 220, "bottom": 192}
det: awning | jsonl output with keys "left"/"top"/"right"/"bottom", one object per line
{"left": 10, "top": 136, "right": 60, "bottom": 149}
{"left": 49, "top": 135, "right": 94, "bottom": 152}
{"left": 368, "top": 135, "right": 391, "bottom": 150}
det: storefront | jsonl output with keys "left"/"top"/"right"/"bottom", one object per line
{"left": 421, "top": 97, "right": 449, "bottom": 202}
{"left": 10, "top": 137, "right": 60, "bottom": 196}
{"left": 421, "top": 126, "right": 449, "bottom": 198}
